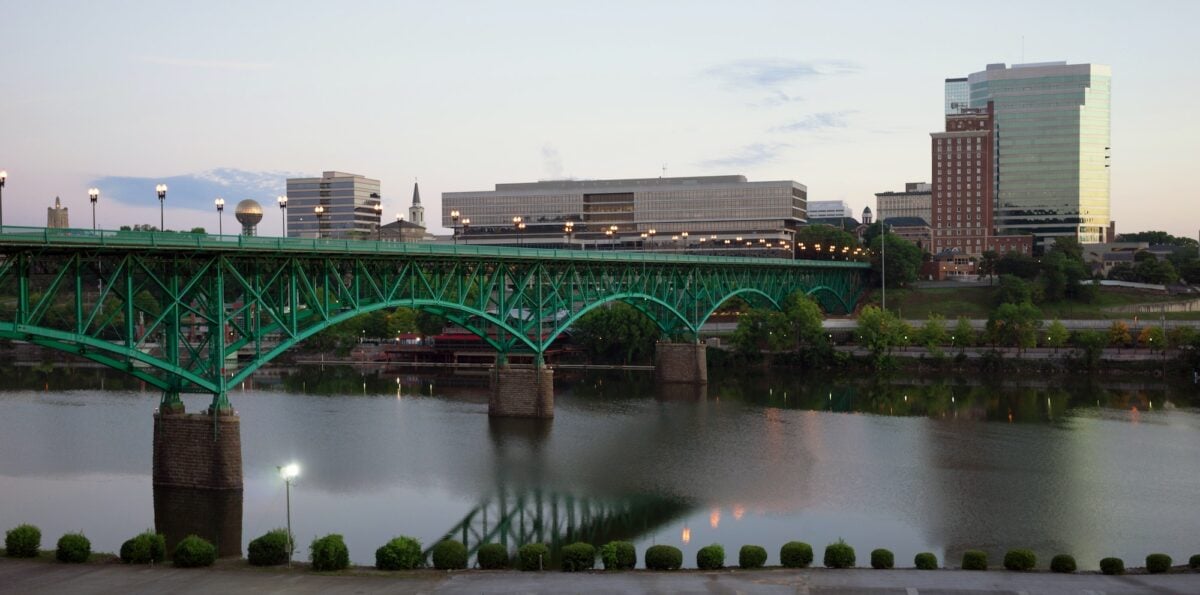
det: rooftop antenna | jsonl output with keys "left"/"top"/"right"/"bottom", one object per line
{"left": 661, "top": 163, "right": 667, "bottom": 178}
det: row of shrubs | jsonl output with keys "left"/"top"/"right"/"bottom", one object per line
{"left": 8, "top": 523, "right": 1198, "bottom": 574}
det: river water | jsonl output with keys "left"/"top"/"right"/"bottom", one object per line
{"left": 1, "top": 363, "right": 1198, "bottom": 570}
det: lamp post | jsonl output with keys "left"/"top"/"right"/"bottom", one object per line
{"left": 512, "top": 216, "right": 524, "bottom": 245}
{"left": 374, "top": 203, "right": 383, "bottom": 241}
{"left": 461, "top": 218, "right": 470, "bottom": 244}
{"left": 450, "top": 210, "right": 460, "bottom": 245}
{"left": 563, "top": 220, "right": 574, "bottom": 249}
{"left": 278, "top": 463, "right": 300, "bottom": 567}
{"left": 0, "top": 169, "right": 6, "bottom": 228}
{"left": 155, "top": 184, "right": 168, "bottom": 231}
{"left": 608, "top": 225, "right": 618, "bottom": 250}
{"left": 881, "top": 223, "right": 887, "bottom": 311}
{"left": 88, "top": 188, "right": 99, "bottom": 230}
{"left": 277, "top": 195, "right": 287, "bottom": 237}
{"left": 215, "top": 198, "right": 225, "bottom": 235}
{"left": 314, "top": 205, "right": 325, "bottom": 239}
{"left": 647, "top": 228, "right": 656, "bottom": 251}
{"left": 395, "top": 213, "right": 403, "bottom": 242}
{"left": 681, "top": 231, "right": 689, "bottom": 252}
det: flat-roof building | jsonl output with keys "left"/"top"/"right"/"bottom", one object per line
{"left": 875, "top": 182, "right": 931, "bottom": 225}
{"left": 807, "top": 200, "right": 852, "bottom": 220}
{"left": 286, "top": 171, "right": 382, "bottom": 239}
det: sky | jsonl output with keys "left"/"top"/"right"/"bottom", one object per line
{"left": 1, "top": 0, "right": 1196, "bottom": 238}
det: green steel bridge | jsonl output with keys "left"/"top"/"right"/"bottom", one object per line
{"left": 0, "top": 226, "right": 868, "bottom": 412}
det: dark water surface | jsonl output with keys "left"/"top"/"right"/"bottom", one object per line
{"left": 1, "top": 364, "right": 1198, "bottom": 569}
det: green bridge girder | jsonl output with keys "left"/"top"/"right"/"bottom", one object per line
{"left": 0, "top": 226, "right": 868, "bottom": 410}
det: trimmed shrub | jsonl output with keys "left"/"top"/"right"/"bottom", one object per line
{"left": 599, "top": 541, "right": 636, "bottom": 570}
{"left": 120, "top": 531, "right": 166, "bottom": 564}
{"left": 696, "top": 544, "right": 725, "bottom": 570}
{"left": 961, "top": 550, "right": 987, "bottom": 570}
{"left": 870, "top": 548, "right": 894, "bottom": 569}
{"left": 375, "top": 536, "right": 423, "bottom": 571}
{"left": 1100, "top": 557, "right": 1124, "bottom": 575}
{"left": 518, "top": 543, "right": 550, "bottom": 571}
{"left": 1146, "top": 553, "right": 1172, "bottom": 574}
{"left": 1189, "top": 554, "right": 1200, "bottom": 569}
{"left": 173, "top": 535, "right": 216, "bottom": 568}
{"left": 476, "top": 543, "right": 508, "bottom": 569}
{"left": 432, "top": 540, "right": 468, "bottom": 570}
{"left": 1050, "top": 554, "right": 1076, "bottom": 573}
{"left": 1003, "top": 549, "right": 1036, "bottom": 571}
{"left": 310, "top": 534, "right": 350, "bottom": 572}
{"left": 780, "top": 541, "right": 813, "bottom": 568}
{"left": 247, "top": 529, "right": 291, "bottom": 567}
{"left": 56, "top": 533, "right": 91, "bottom": 563}
{"left": 560, "top": 542, "right": 595, "bottom": 572}
{"left": 823, "top": 540, "right": 855, "bottom": 569}
{"left": 5, "top": 524, "right": 40, "bottom": 558}
{"left": 645, "top": 545, "right": 683, "bottom": 570}
{"left": 914, "top": 552, "right": 938, "bottom": 570}
{"left": 739, "top": 545, "right": 767, "bottom": 569}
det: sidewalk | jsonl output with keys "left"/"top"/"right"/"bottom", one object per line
{"left": 2, "top": 558, "right": 1198, "bottom": 594}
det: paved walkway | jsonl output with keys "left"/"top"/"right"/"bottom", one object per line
{"left": 2, "top": 559, "right": 1198, "bottom": 594}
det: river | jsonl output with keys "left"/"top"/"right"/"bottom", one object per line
{"left": 1, "top": 363, "right": 1197, "bottom": 570}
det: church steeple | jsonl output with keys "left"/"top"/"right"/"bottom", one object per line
{"left": 408, "top": 181, "right": 425, "bottom": 227}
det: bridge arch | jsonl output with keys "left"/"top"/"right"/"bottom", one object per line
{"left": 696, "top": 287, "right": 784, "bottom": 330}
{"left": 540, "top": 292, "right": 694, "bottom": 348}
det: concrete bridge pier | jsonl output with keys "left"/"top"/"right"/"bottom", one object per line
{"left": 489, "top": 364, "right": 554, "bottom": 418}
{"left": 655, "top": 342, "right": 708, "bottom": 384}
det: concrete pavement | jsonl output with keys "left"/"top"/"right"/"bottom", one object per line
{"left": 2, "top": 558, "right": 1199, "bottom": 594}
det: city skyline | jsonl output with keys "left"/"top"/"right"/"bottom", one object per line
{"left": 1, "top": 1, "right": 1196, "bottom": 238}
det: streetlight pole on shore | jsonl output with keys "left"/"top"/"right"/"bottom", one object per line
{"left": 278, "top": 463, "right": 300, "bottom": 567}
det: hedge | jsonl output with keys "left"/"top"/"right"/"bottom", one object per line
{"left": 739, "top": 545, "right": 767, "bottom": 569}
{"left": 870, "top": 548, "right": 893, "bottom": 569}
{"left": 780, "top": 541, "right": 813, "bottom": 568}
{"left": 247, "top": 529, "right": 291, "bottom": 567}
{"left": 476, "top": 543, "right": 508, "bottom": 569}
{"left": 56, "top": 533, "right": 91, "bottom": 563}
{"left": 310, "top": 534, "right": 350, "bottom": 572}
{"left": 1099, "top": 557, "right": 1124, "bottom": 575}
{"left": 120, "top": 531, "right": 166, "bottom": 565}
{"left": 4, "top": 524, "right": 40, "bottom": 558}
{"left": 375, "top": 536, "right": 423, "bottom": 571}
{"left": 599, "top": 541, "right": 636, "bottom": 570}
{"left": 697, "top": 544, "right": 725, "bottom": 570}
{"left": 173, "top": 535, "right": 217, "bottom": 568}
{"left": 1050, "top": 554, "right": 1076, "bottom": 573}
{"left": 823, "top": 540, "right": 855, "bottom": 569}
{"left": 560, "top": 542, "right": 595, "bottom": 572}
{"left": 518, "top": 543, "right": 550, "bottom": 571}
{"left": 961, "top": 550, "right": 987, "bottom": 571}
{"left": 1003, "top": 549, "right": 1036, "bottom": 571}
{"left": 645, "top": 545, "right": 683, "bottom": 570}
{"left": 1146, "top": 553, "right": 1172, "bottom": 574}
{"left": 432, "top": 540, "right": 468, "bottom": 570}
{"left": 914, "top": 552, "right": 938, "bottom": 570}
{"left": 1190, "top": 554, "right": 1200, "bottom": 569}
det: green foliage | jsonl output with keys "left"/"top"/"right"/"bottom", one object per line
{"left": 1119, "top": 230, "right": 1198, "bottom": 246}
{"left": 1188, "top": 553, "right": 1200, "bottom": 569}
{"left": 696, "top": 544, "right": 725, "bottom": 570}
{"left": 1003, "top": 549, "right": 1036, "bottom": 571}
{"left": 978, "top": 250, "right": 999, "bottom": 282}
{"left": 599, "top": 541, "right": 636, "bottom": 570}
{"left": 870, "top": 548, "right": 894, "bottom": 569}
{"left": 1168, "top": 327, "right": 1198, "bottom": 349}
{"left": 1099, "top": 557, "right": 1124, "bottom": 575}
{"left": 518, "top": 543, "right": 550, "bottom": 571}
{"left": 731, "top": 308, "right": 793, "bottom": 357}
{"left": 1108, "top": 321, "right": 1132, "bottom": 348}
{"left": 560, "top": 542, "right": 595, "bottom": 572}
{"left": 870, "top": 231, "right": 922, "bottom": 288}
{"left": 431, "top": 539, "right": 467, "bottom": 570}
{"left": 5, "top": 524, "right": 41, "bottom": 558}
{"left": 55, "top": 533, "right": 91, "bottom": 563}
{"left": 961, "top": 550, "right": 987, "bottom": 570}
{"left": 952, "top": 317, "right": 975, "bottom": 348}
{"left": 476, "top": 543, "right": 508, "bottom": 569}
{"left": 1145, "top": 553, "right": 1172, "bottom": 574}
{"left": 986, "top": 302, "right": 1042, "bottom": 349}
{"left": 1046, "top": 320, "right": 1069, "bottom": 349}
{"left": 995, "top": 274, "right": 1036, "bottom": 306}
{"left": 644, "top": 545, "right": 683, "bottom": 570}
{"left": 1138, "top": 326, "right": 1166, "bottom": 349}
{"left": 784, "top": 292, "right": 827, "bottom": 349}
{"left": 823, "top": 540, "right": 856, "bottom": 569}
{"left": 1134, "top": 256, "right": 1179, "bottom": 285}
{"left": 995, "top": 251, "right": 1040, "bottom": 279}
{"left": 1071, "top": 329, "right": 1107, "bottom": 369}
{"left": 797, "top": 225, "right": 858, "bottom": 252}
{"left": 914, "top": 552, "right": 938, "bottom": 570}
{"left": 247, "top": 529, "right": 292, "bottom": 567}
{"left": 173, "top": 535, "right": 217, "bottom": 568}
{"left": 375, "top": 536, "right": 423, "bottom": 570}
{"left": 780, "top": 541, "right": 814, "bottom": 568}
{"left": 120, "top": 530, "right": 166, "bottom": 564}
{"left": 738, "top": 545, "right": 767, "bottom": 569}
{"left": 310, "top": 534, "right": 350, "bottom": 571}
{"left": 1050, "top": 554, "right": 1076, "bottom": 573}
{"left": 574, "top": 302, "right": 661, "bottom": 364}
{"left": 917, "top": 314, "right": 948, "bottom": 356}
{"left": 857, "top": 306, "right": 906, "bottom": 363}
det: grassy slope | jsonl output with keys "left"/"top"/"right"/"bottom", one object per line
{"left": 860, "top": 285, "right": 1200, "bottom": 320}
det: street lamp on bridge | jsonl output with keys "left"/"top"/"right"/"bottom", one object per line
{"left": 155, "top": 184, "right": 168, "bottom": 230}
{"left": 461, "top": 218, "right": 470, "bottom": 244}
{"left": 563, "top": 220, "right": 574, "bottom": 249}
{"left": 0, "top": 170, "right": 6, "bottom": 228}
{"left": 215, "top": 198, "right": 225, "bottom": 235}
{"left": 277, "top": 195, "right": 287, "bottom": 237}
{"left": 88, "top": 188, "right": 99, "bottom": 230}
{"left": 450, "top": 210, "right": 460, "bottom": 244}
{"left": 374, "top": 202, "right": 383, "bottom": 241}
{"left": 314, "top": 205, "right": 325, "bottom": 239}
{"left": 512, "top": 216, "right": 525, "bottom": 245}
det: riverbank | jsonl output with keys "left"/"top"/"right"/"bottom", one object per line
{"left": 3, "top": 557, "right": 1200, "bottom": 595}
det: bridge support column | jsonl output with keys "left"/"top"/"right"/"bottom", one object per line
{"left": 489, "top": 364, "right": 554, "bottom": 418}
{"left": 153, "top": 409, "right": 243, "bottom": 491}
{"left": 655, "top": 342, "right": 708, "bottom": 384}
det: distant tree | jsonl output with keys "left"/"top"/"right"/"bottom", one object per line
{"left": 1107, "top": 321, "right": 1131, "bottom": 351}
{"left": 977, "top": 250, "right": 1000, "bottom": 284}
{"left": 986, "top": 302, "right": 1042, "bottom": 351}
{"left": 730, "top": 308, "right": 792, "bottom": 357}
{"left": 189, "top": 227, "right": 206, "bottom": 234}
{"left": 796, "top": 225, "right": 858, "bottom": 259}
{"left": 994, "top": 251, "right": 1041, "bottom": 280}
{"left": 572, "top": 302, "right": 660, "bottom": 364}
{"left": 782, "top": 292, "right": 826, "bottom": 350}
{"left": 1072, "top": 329, "right": 1107, "bottom": 369}
{"left": 916, "top": 314, "right": 948, "bottom": 357}
{"left": 1138, "top": 326, "right": 1165, "bottom": 351}
{"left": 1134, "top": 257, "right": 1179, "bottom": 285}
{"left": 1107, "top": 263, "right": 1138, "bottom": 282}
{"left": 1118, "top": 231, "right": 1198, "bottom": 246}
{"left": 856, "top": 306, "right": 906, "bottom": 363}
{"left": 415, "top": 310, "right": 446, "bottom": 338}
{"left": 1167, "top": 326, "right": 1197, "bottom": 349}
{"left": 952, "top": 316, "right": 975, "bottom": 349}
{"left": 1046, "top": 320, "right": 1069, "bottom": 352}
{"left": 995, "top": 275, "right": 1036, "bottom": 306}
{"left": 868, "top": 233, "right": 922, "bottom": 289}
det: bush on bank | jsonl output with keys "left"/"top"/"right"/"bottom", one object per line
{"left": 823, "top": 540, "right": 855, "bottom": 569}
{"left": 914, "top": 552, "right": 938, "bottom": 570}
{"left": 517, "top": 543, "right": 550, "bottom": 571}
{"left": 310, "top": 534, "right": 350, "bottom": 572}
{"left": 5, "top": 524, "right": 41, "bottom": 558}
{"left": 1189, "top": 554, "right": 1200, "bottom": 569}
{"left": 173, "top": 535, "right": 216, "bottom": 568}
{"left": 696, "top": 544, "right": 725, "bottom": 570}
{"left": 432, "top": 540, "right": 468, "bottom": 570}
{"left": 1099, "top": 557, "right": 1124, "bottom": 575}
{"left": 1146, "top": 553, "right": 1172, "bottom": 574}
{"left": 1050, "top": 554, "right": 1076, "bottom": 573}
{"left": 870, "top": 548, "right": 894, "bottom": 569}
{"left": 1003, "top": 549, "right": 1036, "bottom": 571}
{"left": 247, "top": 529, "right": 291, "bottom": 567}
{"left": 120, "top": 530, "right": 166, "bottom": 564}
{"left": 644, "top": 545, "right": 683, "bottom": 570}
{"left": 375, "top": 536, "right": 422, "bottom": 571}
{"left": 961, "top": 550, "right": 987, "bottom": 570}
{"left": 780, "top": 541, "right": 814, "bottom": 568}
{"left": 560, "top": 542, "right": 595, "bottom": 572}
{"left": 599, "top": 541, "right": 636, "bottom": 570}
{"left": 476, "top": 543, "right": 508, "bottom": 569}
{"left": 739, "top": 545, "right": 767, "bottom": 569}
{"left": 55, "top": 533, "right": 91, "bottom": 563}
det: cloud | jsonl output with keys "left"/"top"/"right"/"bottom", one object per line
{"left": 90, "top": 168, "right": 300, "bottom": 212}
{"left": 771, "top": 111, "right": 855, "bottom": 133}
{"left": 137, "top": 56, "right": 273, "bottom": 71}
{"left": 703, "top": 58, "right": 859, "bottom": 90}
{"left": 698, "top": 143, "right": 791, "bottom": 169}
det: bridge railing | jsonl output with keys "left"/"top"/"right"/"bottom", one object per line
{"left": 0, "top": 225, "right": 870, "bottom": 269}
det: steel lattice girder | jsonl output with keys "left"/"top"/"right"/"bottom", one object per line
{"left": 0, "top": 239, "right": 867, "bottom": 404}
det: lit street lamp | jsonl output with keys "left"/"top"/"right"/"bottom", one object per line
{"left": 0, "top": 169, "right": 6, "bottom": 228}
{"left": 450, "top": 209, "right": 460, "bottom": 245}
{"left": 512, "top": 216, "right": 524, "bottom": 245}
{"left": 314, "top": 205, "right": 325, "bottom": 239}
{"left": 681, "top": 231, "right": 689, "bottom": 251}
{"left": 88, "top": 188, "right": 99, "bottom": 230}
{"left": 277, "top": 195, "right": 288, "bottom": 237}
{"left": 564, "top": 220, "right": 574, "bottom": 249}
{"left": 461, "top": 218, "right": 470, "bottom": 244}
{"left": 277, "top": 463, "right": 300, "bottom": 567}
{"left": 374, "top": 202, "right": 383, "bottom": 241}
{"left": 155, "top": 184, "right": 168, "bottom": 230}
{"left": 215, "top": 198, "right": 225, "bottom": 235}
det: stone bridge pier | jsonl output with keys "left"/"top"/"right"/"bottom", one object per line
{"left": 655, "top": 342, "right": 708, "bottom": 385}
{"left": 489, "top": 364, "right": 555, "bottom": 418}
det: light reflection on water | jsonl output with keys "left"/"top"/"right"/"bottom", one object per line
{"left": 0, "top": 363, "right": 1198, "bottom": 569}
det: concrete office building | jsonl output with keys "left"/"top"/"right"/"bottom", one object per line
{"left": 442, "top": 175, "right": 807, "bottom": 253}
{"left": 875, "top": 182, "right": 931, "bottom": 225}
{"left": 958, "top": 61, "right": 1112, "bottom": 247}
{"left": 807, "top": 200, "right": 852, "bottom": 220}
{"left": 47, "top": 196, "right": 69, "bottom": 228}
{"left": 285, "top": 171, "right": 382, "bottom": 239}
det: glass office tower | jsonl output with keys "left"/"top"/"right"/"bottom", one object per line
{"left": 286, "top": 171, "right": 382, "bottom": 239}
{"left": 966, "top": 62, "right": 1111, "bottom": 246}
{"left": 944, "top": 78, "right": 969, "bottom": 115}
